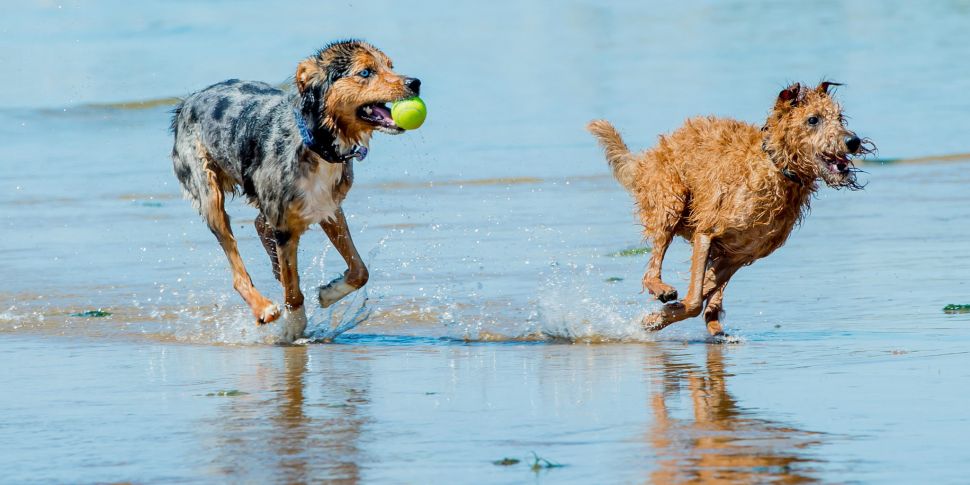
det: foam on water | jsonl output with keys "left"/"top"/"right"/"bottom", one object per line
{"left": 0, "top": 309, "right": 21, "bottom": 327}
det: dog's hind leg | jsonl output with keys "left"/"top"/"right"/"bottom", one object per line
{"left": 641, "top": 192, "right": 686, "bottom": 303}
{"left": 642, "top": 233, "right": 711, "bottom": 331}
{"left": 275, "top": 232, "right": 305, "bottom": 310}
{"left": 201, "top": 163, "right": 280, "bottom": 324}
{"left": 642, "top": 227, "right": 678, "bottom": 303}
{"left": 254, "top": 213, "right": 281, "bottom": 282}
{"left": 318, "top": 207, "right": 369, "bottom": 308}
{"left": 255, "top": 212, "right": 304, "bottom": 310}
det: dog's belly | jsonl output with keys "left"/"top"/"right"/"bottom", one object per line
{"left": 716, "top": 221, "right": 796, "bottom": 261}
{"left": 294, "top": 163, "right": 345, "bottom": 224}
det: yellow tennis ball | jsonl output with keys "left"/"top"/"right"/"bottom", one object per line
{"left": 391, "top": 97, "right": 427, "bottom": 130}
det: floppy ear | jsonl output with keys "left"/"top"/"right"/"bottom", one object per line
{"left": 295, "top": 59, "right": 318, "bottom": 94}
{"left": 296, "top": 59, "right": 330, "bottom": 132}
{"left": 816, "top": 81, "right": 842, "bottom": 96}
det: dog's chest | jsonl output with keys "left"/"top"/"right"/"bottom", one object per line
{"left": 294, "top": 163, "right": 348, "bottom": 224}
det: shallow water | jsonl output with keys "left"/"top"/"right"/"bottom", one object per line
{"left": 3, "top": 0, "right": 970, "bottom": 483}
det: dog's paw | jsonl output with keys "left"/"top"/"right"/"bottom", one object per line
{"left": 642, "top": 312, "right": 666, "bottom": 331}
{"left": 644, "top": 280, "right": 678, "bottom": 303}
{"left": 256, "top": 303, "right": 281, "bottom": 325}
{"left": 657, "top": 288, "right": 678, "bottom": 303}
{"left": 278, "top": 307, "right": 308, "bottom": 343}
{"left": 318, "top": 277, "right": 356, "bottom": 308}
{"left": 706, "top": 318, "right": 724, "bottom": 336}
{"left": 709, "top": 331, "right": 741, "bottom": 345}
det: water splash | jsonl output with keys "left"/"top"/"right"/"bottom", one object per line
{"left": 531, "top": 260, "right": 652, "bottom": 342}
{"left": 301, "top": 287, "right": 372, "bottom": 343}
{"left": 299, "top": 235, "right": 388, "bottom": 342}
{"left": 0, "top": 307, "right": 22, "bottom": 330}
{"left": 166, "top": 292, "right": 283, "bottom": 344}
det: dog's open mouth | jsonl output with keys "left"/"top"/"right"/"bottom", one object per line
{"left": 357, "top": 102, "right": 403, "bottom": 133}
{"left": 820, "top": 153, "right": 852, "bottom": 174}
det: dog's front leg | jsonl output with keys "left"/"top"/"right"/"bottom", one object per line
{"left": 318, "top": 207, "right": 369, "bottom": 308}
{"left": 643, "top": 233, "right": 712, "bottom": 331}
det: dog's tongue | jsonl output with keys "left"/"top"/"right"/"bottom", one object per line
{"left": 371, "top": 104, "right": 392, "bottom": 121}
{"left": 361, "top": 103, "right": 399, "bottom": 129}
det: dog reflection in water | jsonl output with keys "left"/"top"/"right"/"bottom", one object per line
{"left": 646, "top": 346, "right": 823, "bottom": 482}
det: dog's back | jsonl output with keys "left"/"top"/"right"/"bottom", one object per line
{"left": 651, "top": 116, "right": 764, "bottom": 190}
{"left": 589, "top": 117, "right": 762, "bottom": 192}
{"left": 588, "top": 116, "right": 793, "bottom": 239}
{"left": 170, "top": 79, "right": 302, "bottom": 223}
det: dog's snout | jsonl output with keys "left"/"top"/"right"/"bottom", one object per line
{"left": 845, "top": 135, "right": 861, "bottom": 154}
{"left": 404, "top": 77, "right": 421, "bottom": 96}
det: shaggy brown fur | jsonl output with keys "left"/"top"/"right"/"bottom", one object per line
{"left": 588, "top": 82, "right": 872, "bottom": 336}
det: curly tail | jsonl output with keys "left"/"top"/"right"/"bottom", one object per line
{"left": 587, "top": 119, "right": 637, "bottom": 191}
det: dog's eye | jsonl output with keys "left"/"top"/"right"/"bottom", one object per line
{"left": 807, "top": 116, "right": 820, "bottom": 126}
{"left": 358, "top": 69, "right": 371, "bottom": 79}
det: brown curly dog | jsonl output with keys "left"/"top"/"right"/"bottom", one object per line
{"left": 588, "top": 81, "right": 873, "bottom": 336}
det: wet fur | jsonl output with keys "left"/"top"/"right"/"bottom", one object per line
{"left": 170, "top": 40, "right": 419, "bottom": 329}
{"left": 589, "top": 82, "right": 872, "bottom": 336}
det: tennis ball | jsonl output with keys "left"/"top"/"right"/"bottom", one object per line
{"left": 391, "top": 97, "right": 427, "bottom": 130}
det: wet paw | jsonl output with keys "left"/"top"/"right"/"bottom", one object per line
{"left": 706, "top": 319, "right": 724, "bottom": 336}
{"left": 709, "top": 331, "right": 740, "bottom": 344}
{"left": 642, "top": 312, "right": 665, "bottom": 331}
{"left": 279, "top": 307, "right": 308, "bottom": 343}
{"left": 256, "top": 303, "right": 281, "bottom": 325}
{"left": 318, "top": 277, "right": 356, "bottom": 308}
{"left": 657, "top": 289, "right": 678, "bottom": 303}
{"left": 664, "top": 300, "right": 685, "bottom": 309}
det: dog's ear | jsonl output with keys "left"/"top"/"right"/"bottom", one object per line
{"left": 778, "top": 83, "right": 801, "bottom": 104}
{"left": 816, "top": 81, "right": 842, "bottom": 96}
{"left": 295, "top": 59, "right": 320, "bottom": 94}
{"left": 774, "top": 83, "right": 804, "bottom": 111}
{"left": 297, "top": 58, "right": 330, "bottom": 131}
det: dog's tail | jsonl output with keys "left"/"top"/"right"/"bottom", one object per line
{"left": 587, "top": 119, "right": 637, "bottom": 191}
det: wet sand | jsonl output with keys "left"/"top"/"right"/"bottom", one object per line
{"left": 3, "top": 0, "right": 970, "bottom": 483}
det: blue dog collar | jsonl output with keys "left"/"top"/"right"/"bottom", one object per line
{"left": 293, "top": 108, "right": 367, "bottom": 163}
{"left": 293, "top": 107, "right": 315, "bottom": 146}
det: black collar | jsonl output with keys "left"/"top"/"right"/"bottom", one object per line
{"left": 780, "top": 167, "right": 803, "bottom": 186}
{"left": 762, "top": 139, "right": 803, "bottom": 187}
{"left": 293, "top": 107, "right": 367, "bottom": 163}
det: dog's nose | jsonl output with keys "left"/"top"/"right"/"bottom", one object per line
{"left": 845, "top": 135, "right": 861, "bottom": 154}
{"left": 404, "top": 77, "right": 421, "bottom": 96}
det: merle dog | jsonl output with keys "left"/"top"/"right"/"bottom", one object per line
{"left": 170, "top": 40, "right": 420, "bottom": 333}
